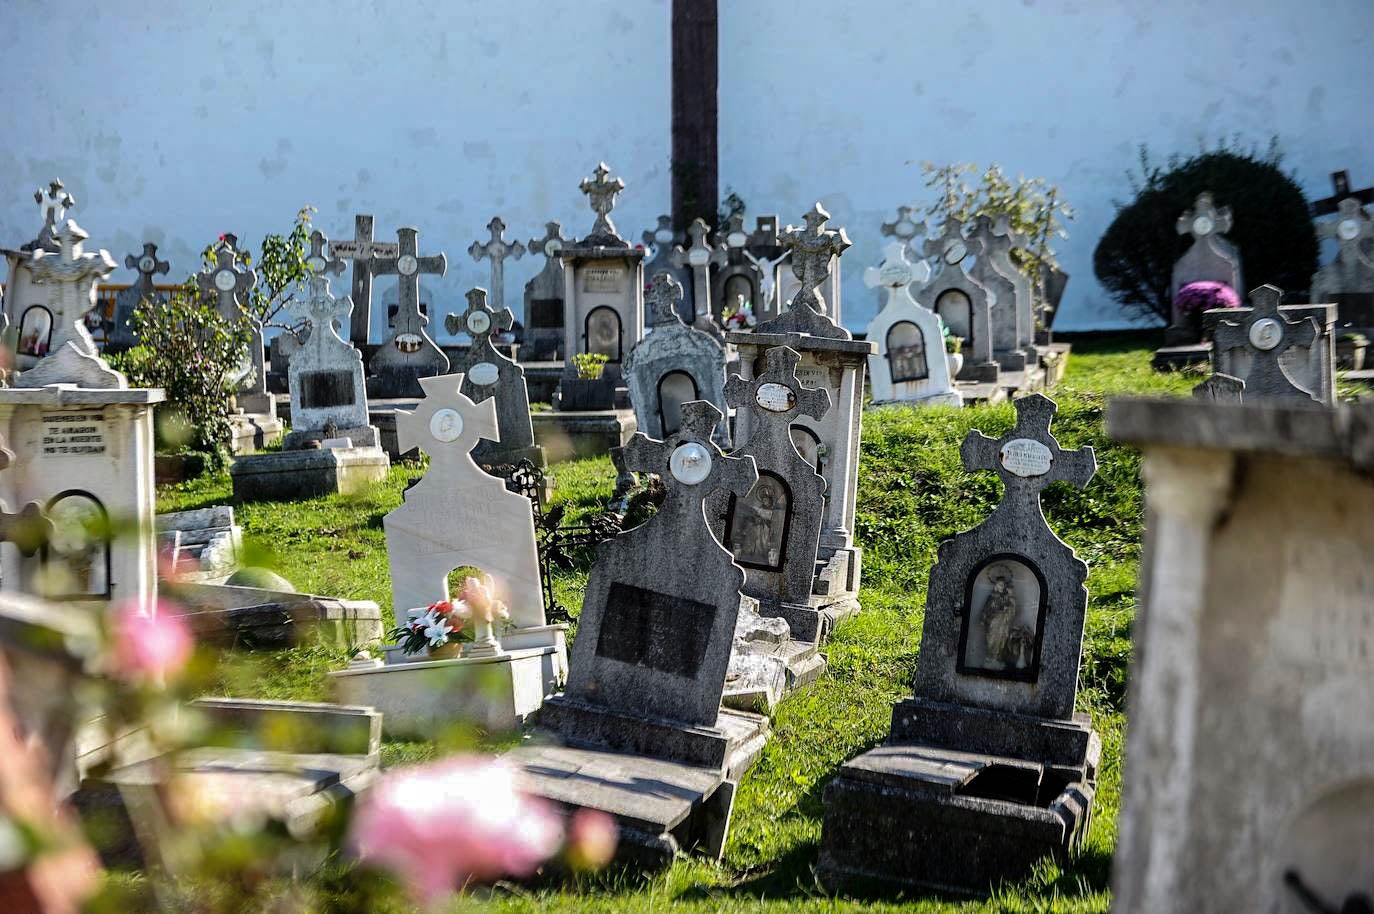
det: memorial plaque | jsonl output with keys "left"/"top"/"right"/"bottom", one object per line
{"left": 728, "top": 474, "right": 789, "bottom": 570}
{"left": 329, "top": 240, "right": 399, "bottom": 259}
{"left": 468, "top": 362, "right": 500, "bottom": 386}
{"left": 530, "top": 298, "right": 562, "bottom": 328}
{"left": 583, "top": 267, "right": 626, "bottom": 294}
{"left": 595, "top": 581, "right": 715, "bottom": 678}
{"left": 792, "top": 364, "right": 830, "bottom": 389}
{"left": 756, "top": 382, "right": 796, "bottom": 413}
{"left": 299, "top": 370, "right": 357, "bottom": 410}
{"left": 41, "top": 412, "right": 107, "bottom": 456}
{"left": 999, "top": 438, "right": 1053, "bottom": 477}
{"left": 958, "top": 557, "right": 1044, "bottom": 680}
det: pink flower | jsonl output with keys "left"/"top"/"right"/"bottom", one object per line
{"left": 350, "top": 756, "right": 561, "bottom": 905}
{"left": 110, "top": 600, "right": 194, "bottom": 684}
{"left": 566, "top": 809, "right": 618, "bottom": 870}
{"left": 1176, "top": 281, "right": 1241, "bottom": 315}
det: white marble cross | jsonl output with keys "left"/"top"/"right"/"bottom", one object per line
{"left": 782, "top": 203, "right": 851, "bottom": 314}
{"left": 395, "top": 373, "right": 500, "bottom": 477}
{"left": 1176, "top": 192, "right": 1232, "bottom": 241}
{"left": 671, "top": 218, "right": 726, "bottom": 319}
{"left": 30, "top": 179, "right": 75, "bottom": 251}
{"left": 579, "top": 162, "right": 626, "bottom": 241}
{"left": 197, "top": 234, "right": 257, "bottom": 322}
{"left": 28, "top": 220, "right": 117, "bottom": 356}
{"left": 468, "top": 217, "right": 526, "bottom": 313}
{"left": 864, "top": 240, "right": 931, "bottom": 299}
{"left": 369, "top": 228, "right": 446, "bottom": 336}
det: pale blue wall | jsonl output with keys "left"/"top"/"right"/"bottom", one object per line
{"left": 2, "top": 1, "right": 1371, "bottom": 334}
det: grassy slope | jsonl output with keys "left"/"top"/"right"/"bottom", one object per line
{"left": 153, "top": 333, "right": 1195, "bottom": 912}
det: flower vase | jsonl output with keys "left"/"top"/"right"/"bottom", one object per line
{"left": 947, "top": 352, "right": 964, "bottom": 380}
{"left": 463, "top": 618, "right": 504, "bottom": 659}
{"left": 428, "top": 641, "right": 462, "bottom": 661}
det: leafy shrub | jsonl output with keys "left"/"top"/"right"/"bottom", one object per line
{"left": 1093, "top": 139, "right": 1317, "bottom": 324}
{"left": 572, "top": 352, "right": 608, "bottom": 380}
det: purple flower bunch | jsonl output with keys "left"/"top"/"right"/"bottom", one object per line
{"left": 1175, "top": 281, "right": 1241, "bottom": 316}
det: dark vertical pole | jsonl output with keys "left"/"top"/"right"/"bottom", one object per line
{"left": 671, "top": 0, "right": 718, "bottom": 234}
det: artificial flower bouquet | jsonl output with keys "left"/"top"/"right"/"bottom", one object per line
{"left": 388, "top": 575, "right": 512, "bottom": 657}
{"left": 722, "top": 298, "right": 756, "bottom": 330}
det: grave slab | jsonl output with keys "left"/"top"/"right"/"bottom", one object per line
{"left": 229, "top": 446, "right": 389, "bottom": 503}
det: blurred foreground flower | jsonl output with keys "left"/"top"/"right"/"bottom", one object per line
{"left": 350, "top": 756, "right": 561, "bottom": 904}
{"left": 110, "top": 600, "right": 193, "bottom": 684}
{"left": 566, "top": 809, "right": 618, "bottom": 871}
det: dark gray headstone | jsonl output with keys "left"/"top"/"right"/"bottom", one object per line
{"left": 521, "top": 221, "right": 569, "bottom": 361}
{"left": 366, "top": 227, "right": 449, "bottom": 398}
{"left": 642, "top": 215, "right": 694, "bottom": 325}
{"left": 443, "top": 287, "right": 537, "bottom": 463}
{"left": 110, "top": 242, "right": 169, "bottom": 351}
{"left": 559, "top": 401, "right": 757, "bottom": 726}
{"left": 912, "top": 394, "right": 1097, "bottom": 720}
{"left": 1212, "top": 285, "right": 1322, "bottom": 404}
{"left": 916, "top": 218, "right": 999, "bottom": 382}
{"left": 328, "top": 215, "right": 398, "bottom": 347}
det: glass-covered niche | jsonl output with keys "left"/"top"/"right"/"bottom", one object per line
{"left": 957, "top": 555, "right": 1045, "bottom": 681}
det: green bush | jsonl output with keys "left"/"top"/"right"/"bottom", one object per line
{"left": 1093, "top": 139, "right": 1318, "bottom": 324}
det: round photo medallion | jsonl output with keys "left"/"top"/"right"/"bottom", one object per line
{"left": 213, "top": 269, "right": 237, "bottom": 291}
{"left": 944, "top": 239, "right": 967, "bottom": 264}
{"left": 139, "top": 255, "right": 156, "bottom": 273}
{"left": 545, "top": 239, "right": 563, "bottom": 257}
{"left": 1249, "top": 317, "right": 1283, "bottom": 351}
{"left": 398, "top": 254, "right": 418, "bottom": 276}
{"left": 1192, "top": 214, "right": 1215, "bottom": 236}
{"left": 1339, "top": 219, "right": 1361, "bottom": 241}
{"left": 468, "top": 361, "right": 499, "bottom": 386}
{"left": 429, "top": 408, "right": 463, "bottom": 442}
{"left": 466, "top": 311, "right": 492, "bottom": 335}
{"left": 669, "top": 442, "right": 712, "bottom": 485}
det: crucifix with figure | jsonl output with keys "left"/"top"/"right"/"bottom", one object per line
{"left": 469, "top": 217, "right": 525, "bottom": 314}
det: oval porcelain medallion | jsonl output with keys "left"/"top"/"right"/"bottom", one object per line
{"left": 999, "top": 438, "right": 1052, "bottom": 478}
{"left": 139, "top": 255, "right": 156, "bottom": 273}
{"left": 1192, "top": 214, "right": 1215, "bottom": 236}
{"left": 395, "top": 333, "right": 423, "bottom": 353}
{"left": 944, "top": 239, "right": 967, "bottom": 264}
{"left": 544, "top": 239, "right": 563, "bottom": 257}
{"left": 430, "top": 408, "right": 463, "bottom": 442}
{"left": 670, "top": 442, "right": 712, "bottom": 485}
{"left": 755, "top": 382, "right": 796, "bottom": 413}
{"left": 1339, "top": 219, "right": 1361, "bottom": 241}
{"left": 398, "top": 254, "right": 418, "bottom": 275}
{"left": 213, "top": 269, "right": 237, "bottom": 291}
{"left": 466, "top": 311, "right": 492, "bottom": 335}
{"left": 1249, "top": 317, "right": 1282, "bottom": 351}
{"left": 469, "top": 362, "right": 499, "bottom": 386}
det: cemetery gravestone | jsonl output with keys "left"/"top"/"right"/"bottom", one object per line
{"left": 970, "top": 213, "right": 1037, "bottom": 370}
{"left": 468, "top": 216, "right": 525, "bottom": 315}
{"left": 1210, "top": 285, "right": 1324, "bottom": 404}
{"left": 328, "top": 214, "right": 399, "bottom": 348}
{"left": 443, "top": 288, "right": 543, "bottom": 467}
{"left": 865, "top": 240, "right": 961, "bottom": 406}
{"left": 520, "top": 221, "right": 571, "bottom": 362}
{"left": 366, "top": 227, "right": 449, "bottom": 398}
{"left": 197, "top": 234, "right": 277, "bottom": 416}
{"left": 3, "top": 181, "right": 72, "bottom": 370}
{"left": 1108, "top": 396, "right": 1374, "bottom": 914}
{"left": 1311, "top": 197, "right": 1374, "bottom": 320}
{"left": 730, "top": 205, "right": 874, "bottom": 625}
{"left": 623, "top": 274, "right": 728, "bottom": 442}
{"left": 711, "top": 212, "right": 765, "bottom": 329}
{"left": 108, "top": 242, "right": 169, "bottom": 352}
{"left": 877, "top": 204, "right": 925, "bottom": 314}
{"left": 819, "top": 394, "right": 1100, "bottom": 895}
{"left": 0, "top": 214, "right": 164, "bottom": 614}
{"left": 915, "top": 217, "right": 1000, "bottom": 383}
{"left": 1165, "top": 192, "right": 1243, "bottom": 345}
{"left": 670, "top": 217, "right": 728, "bottom": 331}
{"left": 642, "top": 215, "right": 694, "bottom": 326}
{"left": 712, "top": 346, "right": 832, "bottom": 640}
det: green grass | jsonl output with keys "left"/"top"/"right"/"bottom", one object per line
{"left": 148, "top": 334, "right": 1198, "bottom": 912}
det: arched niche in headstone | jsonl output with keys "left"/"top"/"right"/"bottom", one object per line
{"left": 18, "top": 305, "right": 53, "bottom": 357}
{"left": 936, "top": 289, "right": 972, "bottom": 345}
{"left": 789, "top": 425, "right": 823, "bottom": 479}
{"left": 886, "top": 320, "right": 929, "bottom": 383}
{"left": 656, "top": 370, "right": 698, "bottom": 436}
{"left": 43, "top": 490, "right": 111, "bottom": 600}
{"left": 584, "top": 305, "right": 622, "bottom": 362}
{"left": 725, "top": 472, "right": 792, "bottom": 571}
{"left": 957, "top": 554, "right": 1047, "bottom": 682}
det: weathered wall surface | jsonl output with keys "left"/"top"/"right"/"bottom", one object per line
{"left": 3, "top": 1, "right": 1372, "bottom": 333}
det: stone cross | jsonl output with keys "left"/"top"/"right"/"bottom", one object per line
{"left": 671, "top": 218, "right": 727, "bottom": 319}
{"left": 25, "top": 179, "right": 75, "bottom": 252}
{"left": 197, "top": 234, "right": 256, "bottom": 323}
{"left": 721, "top": 212, "right": 750, "bottom": 252}
{"left": 1212, "top": 284, "right": 1321, "bottom": 402}
{"left": 297, "top": 271, "right": 353, "bottom": 336}
{"left": 623, "top": 399, "right": 757, "bottom": 524}
{"left": 28, "top": 220, "right": 117, "bottom": 355}
{"left": 924, "top": 216, "right": 983, "bottom": 267}
{"left": 370, "top": 228, "right": 446, "bottom": 335}
{"left": 529, "top": 221, "right": 570, "bottom": 263}
{"left": 329, "top": 215, "right": 399, "bottom": 345}
{"left": 961, "top": 393, "right": 1097, "bottom": 517}
{"left": 880, "top": 205, "right": 926, "bottom": 257}
{"left": 726, "top": 345, "right": 830, "bottom": 457}
{"left": 645, "top": 272, "right": 687, "bottom": 327}
{"left": 0, "top": 439, "right": 51, "bottom": 557}
{"left": 1176, "top": 192, "right": 1232, "bottom": 242}
{"left": 781, "top": 203, "right": 851, "bottom": 314}
{"left": 468, "top": 217, "right": 525, "bottom": 314}
{"left": 642, "top": 214, "right": 680, "bottom": 254}
{"left": 864, "top": 240, "right": 932, "bottom": 298}
{"left": 395, "top": 372, "right": 500, "bottom": 479}
{"left": 579, "top": 162, "right": 626, "bottom": 243}
{"left": 306, "top": 229, "right": 346, "bottom": 279}
{"left": 124, "top": 242, "right": 169, "bottom": 286}
{"left": 1320, "top": 197, "right": 1374, "bottom": 264}
{"left": 444, "top": 287, "right": 514, "bottom": 347}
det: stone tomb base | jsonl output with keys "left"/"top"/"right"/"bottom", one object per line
{"left": 172, "top": 581, "right": 385, "bottom": 649}
{"left": 1151, "top": 342, "right": 1211, "bottom": 372}
{"left": 531, "top": 409, "right": 637, "bottom": 462}
{"left": 329, "top": 625, "right": 568, "bottom": 739}
{"left": 511, "top": 698, "right": 769, "bottom": 864}
{"left": 228, "top": 411, "right": 284, "bottom": 454}
{"left": 818, "top": 698, "right": 1099, "bottom": 896}
{"left": 229, "top": 445, "right": 390, "bottom": 502}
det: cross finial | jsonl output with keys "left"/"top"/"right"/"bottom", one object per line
{"left": 296, "top": 272, "right": 353, "bottom": 329}
{"left": 781, "top": 203, "right": 851, "bottom": 314}
{"left": 529, "top": 221, "right": 569, "bottom": 261}
{"left": 35, "top": 179, "right": 74, "bottom": 227}
{"left": 725, "top": 346, "right": 830, "bottom": 451}
{"left": 306, "top": 229, "right": 346, "bottom": 277}
{"left": 1177, "top": 192, "right": 1233, "bottom": 240}
{"left": 864, "top": 240, "right": 931, "bottom": 296}
{"left": 579, "top": 162, "right": 626, "bottom": 243}
{"left": 622, "top": 401, "right": 757, "bottom": 513}
{"left": 923, "top": 216, "right": 983, "bottom": 265}
{"left": 1211, "top": 284, "right": 1321, "bottom": 402}
{"left": 722, "top": 212, "right": 749, "bottom": 249}
{"left": 880, "top": 205, "right": 926, "bottom": 250}
{"left": 197, "top": 234, "right": 257, "bottom": 321}
{"left": 369, "top": 227, "right": 447, "bottom": 334}
{"left": 28, "top": 219, "right": 118, "bottom": 356}
{"left": 467, "top": 217, "right": 525, "bottom": 312}
{"left": 443, "top": 287, "right": 514, "bottom": 345}
{"left": 1319, "top": 198, "right": 1374, "bottom": 262}
{"left": 961, "top": 394, "right": 1097, "bottom": 513}
{"left": 672, "top": 217, "right": 728, "bottom": 272}
{"left": 646, "top": 272, "right": 685, "bottom": 326}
